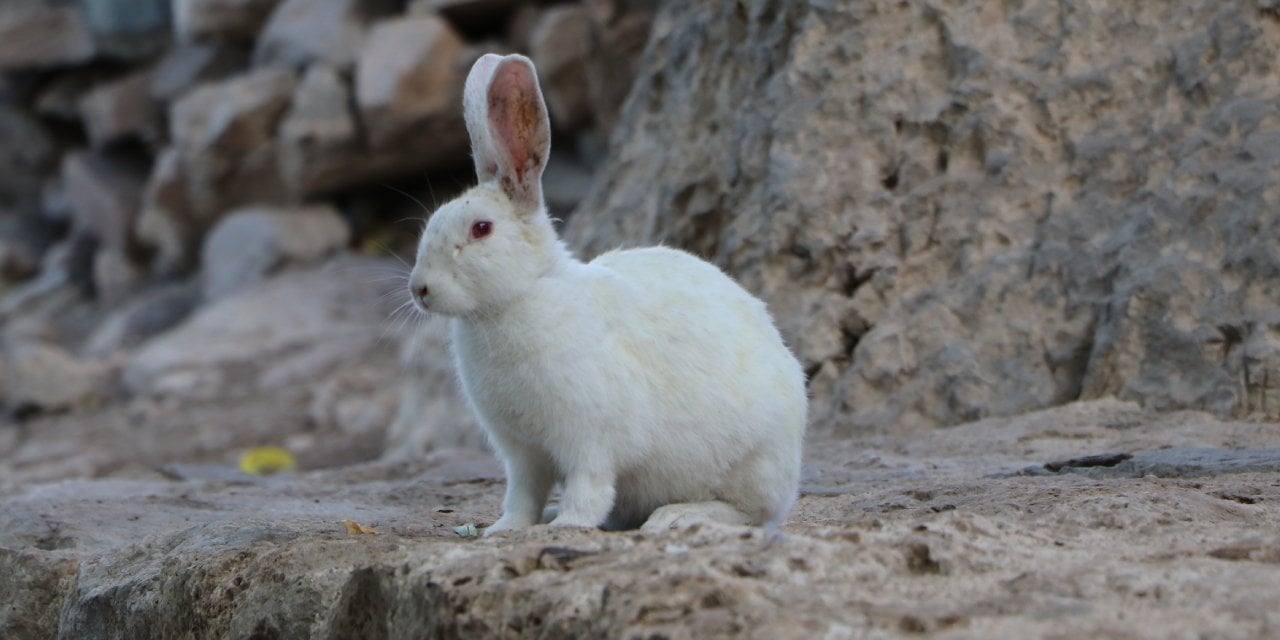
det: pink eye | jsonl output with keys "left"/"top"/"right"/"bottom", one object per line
{"left": 470, "top": 220, "right": 493, "bottom": 240}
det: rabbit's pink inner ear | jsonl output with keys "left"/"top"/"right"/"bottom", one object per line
{"left": 487, "top": 57, "right": 549, "bottom": 205}
{"left": 464, "top": 54, "right": 503, "bottom": 182}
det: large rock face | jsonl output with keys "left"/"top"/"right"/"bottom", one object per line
{"left": 565, "top": 1, "right": 1280, "bottom": 434}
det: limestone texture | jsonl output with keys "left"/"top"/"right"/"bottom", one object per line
{"left": 565, "top": 0, "right": 1280, "bottom": 434}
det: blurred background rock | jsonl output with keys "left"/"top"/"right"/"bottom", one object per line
{"left": 0, "top": 0, "right": 1277, "bottom": 478}
{"left": 0, "top": 0, "right": 653, "bottom": 474}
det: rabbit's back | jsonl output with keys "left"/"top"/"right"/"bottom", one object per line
{"left": 589, "top": 247, "right": 806, "bottom": 525}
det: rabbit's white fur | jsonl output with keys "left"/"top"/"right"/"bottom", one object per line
{"left": 409, "top": 54, "right": 806, "bottom": 533}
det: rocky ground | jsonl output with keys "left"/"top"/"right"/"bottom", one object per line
{"left": 2, "top": 257, "right": 1277, "bottom": 638}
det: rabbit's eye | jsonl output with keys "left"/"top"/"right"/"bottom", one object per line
{"left": 470, "top": 220, "right": 493, "bottom": 240}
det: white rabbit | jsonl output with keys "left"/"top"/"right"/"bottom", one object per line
{"left": 408, "top": 53, "right": 806, "bottom": 534}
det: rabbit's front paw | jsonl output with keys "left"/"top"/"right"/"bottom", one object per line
{"left": 483, "top": 514, "right": 532, "bottom": 536}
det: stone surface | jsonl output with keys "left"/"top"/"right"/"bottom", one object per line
{"left": 0, "top": 103, "right": 56, "bottom": 212}
{"left": 253, "top": 0, "right": 398, "bottom": 69}
{"left": 81, "top": 0, "right": 171, "bottom": 60}
{"left": 168, "top": 66, "right": 296, "bottom": 217}
{"left": 173, "top": 0, "right": 282, "bottom": 42}
{"left": 3, "top": 400, "right": 1280, "bottom": 637}
{"left": 148, "top": 43, "right": 246, "bottom": 102}
{"left": 77, "top": 69, "right": 163, "bottom": 148}
{"left": 566, "top": 0, "right": 1280, "bottom": 434}
{"left": 2, "top": 342, "right": 117, "bottom": 415}
{"left": 354, "top": 14, "right": 467, "bottom": 151}
{"left": 91, "top": 245, "right": 144, "bottom": 305}
{"left": 529, "top": 6, "right": 592, "bottom": 130}
{"left": 33, "top": 68, "right": 110, "bottom": 122}
{"left": 134, "top": 147, "right": 192, "bottom": 274}
{"left": 199, "top": 204, "right": 350, "bottom": 300}
{"left": 276, "top": 64, "right": 362, "bottom": 195}
{"left": 61, "top": 151, "right": 147, "bottom": 255}
{"left": 0, "top": 3, "right": 95, "bottom": 71}
{"left": 580, "top": 1, "right": 652, "bottom": 134}
{"left": 124, "top": 255, "right": 394, "bottom": 398}
{"left": 82, "top": 282, "right": 201, "bottom": 357}
{"left": 383, "top": 315, "right": 485, "bottom": 460}
{"left": 409, "top": 0, "right": 522, "bottom": 33}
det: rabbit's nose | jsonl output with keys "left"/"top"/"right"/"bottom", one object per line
{"left": 413, "top": 284, "right": 430, "bottom": 301}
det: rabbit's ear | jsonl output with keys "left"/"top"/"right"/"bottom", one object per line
{"left": 485, "top": 55, "right": 550, "bottom": 207}
{"left": 464, "top": 53, "right": 503, "bottom": 183}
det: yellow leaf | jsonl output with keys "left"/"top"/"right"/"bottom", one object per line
{"left": 238, "top": 446, "right": 296, "bottom": 476}
{"left": 343, "top": 519, "right": 377, "bottom": 535}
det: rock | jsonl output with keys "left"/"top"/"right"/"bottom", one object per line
{"left": 566, "top": 0, "right": 1280, "bottom": 433}
{"left": 580, "top": 2, "right": 652, "bottom": 134}
{"left": 529, "top": 6, "right": 591, "bottom": 131}
{"left": 134, "top": 147, "right": 192, "bottom": 274}
{"left": 541, "top": 152, "right": 594, "bottom": 217}
{"left": 0, "top": 104, "right": 56, "bottom": 212}
{"left": 168, "top": 67, "right": 296, "bottom": 217}
{"left": 4, "top": 401, "right": 1280, "bottom": 638}
{"left": 80, "top": 0, "right": 171, "bottom": 60}
{"left": 33, "top": 68, "right": 111, "bottom": 121}
{"left": 77, "top": 70, "right": 163, "bottom": 148}
{"left": 92, "top": 247, "right": 144, "bottom": 305}
{"left": 354, "top": 14, "right": 466, "bottom": 151}
{"left": 0, "top": 242, "right": 75, "bottom": 320}
{"left": 60, "top": 151, "right": 146, "bottom": 255}
{"left": 383, "top": 315, "right": 484, "bottom": 461}
{"left": 0, "top": 3, "right": 95, "bottom": 71}
{"left": 0, "top": 210, "right": 60, "bottom": 283}
{"left": 276, "top": 64, "right": 362, "bottom": 195}
{"left": 2, "top": 342, "right": 117, "bottom": 415}
{"left": 253, "top": 0, "right": 398, "bottom": 69}
{"left": 82, "top": 282, "right": 201, "bottom": 357}
{"left": 172, "top": 0, "right": 282, "bottom": 42}
{"left": 149, "top": 43, "right": 247, "bottom": 102}
{"left": 124, "top": 256, "right": 394, "bottom": 398}
{"left": 408, "top": 0, "right": 522, "bottom": 35}
{"left": 199, "top": 204, "right": 350, "bottom": 301}
{"left": 306, "top": 368, "right": 397, "bottom": 437}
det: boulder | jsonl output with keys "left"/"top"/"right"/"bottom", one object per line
{"left": 124, "top": 256, "right": 394, "bottom": 398}
{"left": 149, "top": 43, "right": 247, "bottom": 102}
{"left": 2, "top": 342, "right": 117, "bottom": 415}
{"left": 34, "top": 68, "right": 111, "bottom": 122}
{"left": 580, "top": 1, "right": 652, "bottom": 134}
{"left": 253, "top": 0, "right": 398, "bottom": 69}
{"left": 0, "top": 3, "right": 95, "bottom": 71}
{"left": 77, "top": 69, "right": 163, "bottom": 148}
{"left": 82, "top": 282, "right": 201, "bottom": 357}
{"left": 172, "top": 0, "right": 282, "bottom": 42}
{"left": 91, "top": 247, "right": 144, "bottom": 306}
{"left": 199, "top": 204, "right": 350, "bottom": 301}
{"left": 276, "top": 64, "right": 363, "bottom": 195}
{"left": 529, "top": 6, "right": 591, "bottom": 131}
{"left": 80, "top": 0, "right": 171, "bottom": 60}
{"left": 0, "top": 104, "right": 56, "bottom": 212}
{"left": 408, "top": 0, "right": 522, "bottom": 34}
{"left": 134, "top": 147, "right": 192, "bottom": 274}
{"left": 60, "top": 151, "right": 146, "bottom": 255}
{"left": 565, "top": 0, "right": 1280, "bottom": 433}
{"left": 168, "top": 67, "right": 296, "bottom": 217}
{"left": 354, "top": 14, "right": 467, "bottom": 152}
{"left": 383, "top": 315, "right": 485, "bottom": 461}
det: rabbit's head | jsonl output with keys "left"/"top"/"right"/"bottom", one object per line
{"left": 409, "top": 54, "right": 562, "bottom": 317}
